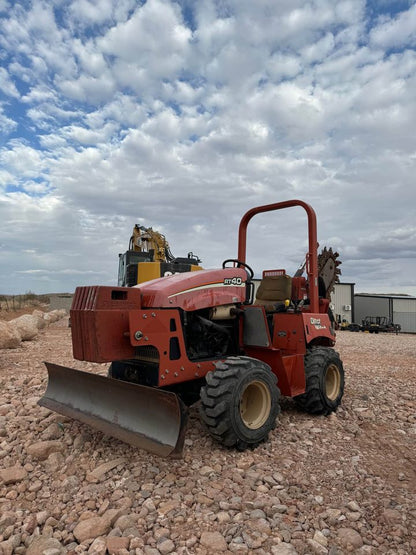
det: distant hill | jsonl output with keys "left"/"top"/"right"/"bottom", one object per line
{"left": 47, "top": 293, "right": 74, "bottom": 311}
{"left": 0, "top": 292, "right": 74, "bottom": 313}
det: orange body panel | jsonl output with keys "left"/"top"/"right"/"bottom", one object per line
{"left": 69, "top": 200, "right": 335, "bottom": 398}
{"left": 138, "top": 267, "right": 247, "bottom": 310}
{"left": 71, "top": 286, "right": 142, "bottom": 362}
{"left": 244, "top": 346, "right": 306, "bottom": 397}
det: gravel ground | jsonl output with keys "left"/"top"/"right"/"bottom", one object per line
{"left": 0, "top": 319, "right": 415, "bottom": 555}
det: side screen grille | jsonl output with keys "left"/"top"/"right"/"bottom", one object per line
{"left": 72, "top": 286, "right": 98, "bottom": 310}
{"left": 134, "top": 346, "right": 160, "bottom": 363}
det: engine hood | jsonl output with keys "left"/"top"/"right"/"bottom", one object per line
{"left": 136, "top": 268, "right": 248, "bottom": 311}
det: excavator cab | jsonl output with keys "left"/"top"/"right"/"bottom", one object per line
{"left": 118, "top": 250, "right": 153, "bottom": 287}
{"left": 118, "top": 225, "right": 202, "bottom": 286}
{"left": 118, "top": 250, "right": 202, "bottom": 286}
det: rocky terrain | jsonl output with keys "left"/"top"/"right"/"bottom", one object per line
{"left": 0, "top": 309, "right": 67, "bottom": 349}
{"left": 0, "top": 319, "right": 415, "bottom": 554}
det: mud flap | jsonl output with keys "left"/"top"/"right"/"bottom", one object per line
{"left": 38, "top": 362, "right": 188, "bottom": 458}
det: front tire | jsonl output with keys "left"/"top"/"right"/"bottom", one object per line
{"left": 199, "top": 356, "right": 280, "bottom": 451}
{"left": 295, "top": 347, "right": 344, "bottom": 415}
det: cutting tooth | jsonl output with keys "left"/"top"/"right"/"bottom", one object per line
{"left": 318, "top": 246, "right": 342, "bottom": 299}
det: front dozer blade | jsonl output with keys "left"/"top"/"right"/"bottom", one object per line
{"left": 38, "top": 362, "right": 188, "bottom": 458}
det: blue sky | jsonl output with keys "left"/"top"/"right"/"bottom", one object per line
{"left": 0, "top": 0, "right": 415, "bottom": 295}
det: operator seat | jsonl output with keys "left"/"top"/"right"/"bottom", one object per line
{"left": 255, "top": 273, "right": 292, "bottom": 312}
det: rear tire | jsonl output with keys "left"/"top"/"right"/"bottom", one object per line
{"left": 295, "top": 347, "right": 344, "bottom": 415}
{"left": 199, "top": 356, "right": 280, "bottom": 451}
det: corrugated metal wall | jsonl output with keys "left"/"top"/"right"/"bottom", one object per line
{"left": 331, "top": 284, "right": 354, "bottom": 323}
{"left": 354, "top": 295, "right": 416, "bottom": 333}
{"left": 354, "top": 296, "right": 390, "bottom": 326}
{"left": 393, "top": 298, "right": 416, "bottom": 333}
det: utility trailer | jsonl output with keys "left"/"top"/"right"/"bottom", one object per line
{"left": 361, "top": 316, "right": 401, "bottom": 334}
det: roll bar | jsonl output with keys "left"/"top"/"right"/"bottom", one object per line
{"left": 237, "top": 199, "right": 319, "bottom": 313}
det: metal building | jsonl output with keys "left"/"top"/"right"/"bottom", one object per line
{"left": 330, "top": 283, "right": 355, "bottom": 325}
{"left": 354, "top": 293, "right": 416, "bottom": 334}
{"left": 252, "top": 280, "right": 416, "bottom": 333}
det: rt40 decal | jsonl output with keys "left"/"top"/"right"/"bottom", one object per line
{"left": 223, "top": 277, "right": 244, "bottom": 286}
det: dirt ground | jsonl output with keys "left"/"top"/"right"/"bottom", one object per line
{"left": 0, "top": 320, "right": 415, "bottom": 554}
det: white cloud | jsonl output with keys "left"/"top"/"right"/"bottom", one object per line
{"left": 266, "top": 54, "right": 303, "bottom": 81}
{"left": 84, "top": 94, "right": 146, "bottom": 129}
{"left": 0, "top": 167, "right": 15, "bottom": 188}
{"left": 69, "top": 0, "right": 115, "bottom": 26}
{"left": 58, "top": 73, "right": 117, "bottom": 103}
{"left": 68, "top": 0, "right": 136, "bottom": 29}
{"left": 0, "top": 67, "right": 20, "bottom": 98}
{"left": 370, "top": 4, "right": 416, "bottom": 49}
{"left": 0, "top": 0, "right": 414, "bottom": 296}
{"left": 72, "top": 38, "right": 108, "bottom": 77}
{"left": 61, "top": 121, "right": 120, "bottom": 145}
{"left": 21, "top": 86, "right": 57, "bottom": 104}
{"left": 0, "top": 104, "right": 17, "bottom": 135}
{"left": 300, "top": 32, "right": 335, "bottom": 63}
{"left": 0, "top": 0, "right": 10, "bottom": 13}
{"left": 99, "top": 0, "right": 191, "bottom": 68}
{"left": 20, "top": 180, "right": 51, "bottom": 194}
{"left": 0, "top": 141, "right": 47, "bottom": 178}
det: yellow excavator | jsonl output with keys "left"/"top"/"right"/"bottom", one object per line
{"left": 118, "top": 225, "right": 202, "bottom": 286}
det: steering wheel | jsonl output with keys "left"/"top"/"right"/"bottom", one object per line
{"left": 222, "top": 259, "right": 254, "bottom": 281}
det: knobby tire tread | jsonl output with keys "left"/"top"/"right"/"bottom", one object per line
{"left": 295, "top": 347, "right": 344, "bottom": 415}
{"left": 199, "top": 356, "right": 280, "bottom": 451}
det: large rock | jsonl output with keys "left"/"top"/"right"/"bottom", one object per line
{"left": 26, "top": 536, "right": 64, "bottom": 555}
{"left": 0, "top": 465, "right": 27, "bottom": 484}
{"left": 32, "top": 309, "right": 47, "bottom": 329}
{"left": 0, "top": 512, "right": 16, "bottom": 533}
{"left": 10, "top": 314, "right": 38, "bottom": 341}
{"left": 382, "top": 509, "right": 402, "bottom": 525}
{"left": 200, "top": 531, "right": 228, "bottom": 552}
{"left": 73, "top": 516, "right": 112, "bottom": 542}
{"left": 43, "top": 312, "right": 59, "bottom": 324}
{"left": 86, "top": 457, "right": 126, "bottom": 482}
{"left": 88, "top": 537, "right": 107, "bottom": 554}
{"left": 0, "top": 320, "right": 21, "bottom": 349}
{"left": 113, "top": 513, "right": 139, "bottom": 532}
{"left": 337, "top": 528, "right": 363, "bottom": 549}
{"left": 106, "top": 536, "right": 130, "bottom": 554}
{"left": 0, "top": 534, "right": 22, "bottom": 555}
{"left": 44, "top": 309, "right": 66, "bottom": 324}
{"left": 26, "top": 440, "right": 65, "bottom": 460}
{"left": 271, "top": 544, "right": 299, "bottom": 554}
{"left": 306, "top": 538, "right": 328, "bottom": 554}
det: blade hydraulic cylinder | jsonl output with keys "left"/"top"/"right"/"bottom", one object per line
{"left": 39, "top": 362, "right": 188, "bottom": 458}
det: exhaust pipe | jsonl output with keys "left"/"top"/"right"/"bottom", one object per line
{"left": 38, "top": 363, "right": 188, "bottom": 457}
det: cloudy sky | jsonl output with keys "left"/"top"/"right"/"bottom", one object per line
{"left": 0, "top": 0, "right": 415, "bottom": 296}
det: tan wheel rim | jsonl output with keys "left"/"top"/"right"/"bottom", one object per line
{"left": 240, "top": 381, "right": 271, "bottom": 429}
{"left": 326, "top": 364, "right": 341, "bottom": 400}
